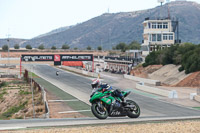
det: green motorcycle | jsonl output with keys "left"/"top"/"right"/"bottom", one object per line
{"left": 89, "top": 87, "right": 140, "bottom": 119}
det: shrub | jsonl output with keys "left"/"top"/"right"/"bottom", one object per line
{"left": 2, "top": 45, "right": 8, "bottom": 51}
{"left": 0, "top": 82, "right": 7, "bottom": 88}
{"left": 25, "top": 45, "right": 32, "bottom": 49}
{"left": 51, "top": 46, "right": 56, "bottom": 50}
{"left": 178, "top": 66, "right": 184, "bottom": 72}
{"left": 62, "top": 44, "right": 70, "bottom": 49}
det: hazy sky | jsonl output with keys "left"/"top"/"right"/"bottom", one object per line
{"left": 0, "top": 0, "right": 200, "bottom": 39}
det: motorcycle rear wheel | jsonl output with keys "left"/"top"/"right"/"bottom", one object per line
{"left": 91, "top": 102, "right": 108, "bottom": 119}
{"left": 126, "top": 100, "right": 140, "bottom": 118}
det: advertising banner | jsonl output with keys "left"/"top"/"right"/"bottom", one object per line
{"left": 21, "top": 54, "right": 93, "bottom": 62}
{"left": 21, "top": 55, "right": 54, "bottom": 62}
{"left": 61, "top": 54, "right": 93, "bottom": 61}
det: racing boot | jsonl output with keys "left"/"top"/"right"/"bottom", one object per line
{"left": 109, "top": 103, "right": 114, "bottom": 113}
{"left": 121, "top": 96, "right": 127, "bottom": 106}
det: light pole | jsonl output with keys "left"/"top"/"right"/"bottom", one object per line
{"left": 6, "top": 34, "right": 11, "bottom": 75}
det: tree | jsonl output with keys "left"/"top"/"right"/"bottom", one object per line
{"left": 112, "top": 46, "right": 116, "bottom": 50}
{"left": 128, "top": 41, "right": 141, "bottom": 50}
{"left": 62, "top": 44, "right": 70, "bottom": 49}
{"left": 87, "top": 46, "right": 91, "bottom": 50}
{"left": 74, "top": 47, "right": 78, "bottom": 50}
{"left": 2, "top": 45, "right": 8, "bottom": 51}
{"left": 97, "top": 46, "right": 102, "bottom": 51}
{"left": 14, "top": 44, "right": 20, "bottom": 49}
{"left": 51, "top": 46, "right": 56, "bottom": 50}
{"left": 142, "top": 43, "right": 200, "bottom": 74}
{"left": 38, "top": 44, "right": 45, "bottom": 50}
{"left": 115, "top": 42, "right": 127, "bottom": 52}
{"left": 26, "top": 44, "right": 32, "bottom": 49}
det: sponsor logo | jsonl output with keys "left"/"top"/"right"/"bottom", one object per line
{"left": 111, "top": 111, "right": 121, "bottom": 116}
{"left": 54, "top": 55, "right": 61, "bottom": 61}
{"left": 106, "top": 99, "right": 111, "bottom": 103}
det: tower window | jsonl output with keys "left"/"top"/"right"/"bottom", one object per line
{"left": 163, "top": 22, "right": 168, "bottom": 29}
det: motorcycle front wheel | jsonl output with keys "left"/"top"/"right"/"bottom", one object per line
{"left": 91, "top": 102, "right": 108, "bottom": 119}
{"left": 126, "top": 100, "right": 140, "bottom": 118}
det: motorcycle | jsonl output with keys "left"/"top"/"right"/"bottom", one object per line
{"left": 89, "top": 87, "right": 140, "bottom": 119}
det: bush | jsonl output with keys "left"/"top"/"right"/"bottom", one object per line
{"left": 178, "top": 66, "right": 184, "bottom": 72}
{"left": 38, "top": 44, "right": 45, "bottom": 50}
{"left": 0, "top": 82, "right": 7, "bottom": 88}
{"left": 62, "top": 44, "right": 70, "bottom": 49}
{"left": 51, "top": 46, "right": 56, "bottom": 50}
{"left": 142, "top": 63, "right": 148, "bottom": 67}
{"left": 2, "top": 45, "right": 8, "bottom": 51}
{"left": 14, "top": 44, "right": 20, "bottom": 49}
{"left": 26, "top": 44, "right": 32, "bottom": 49}
{"left": 97, "top": 46, "right": 102, "bottom": 51}
{"left": 87, "top": 46, "right": 91, "bottom": 50}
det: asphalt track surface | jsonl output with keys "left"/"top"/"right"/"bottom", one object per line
{"left": 32, "top": 65, "right": 200, "bottom": 117}
{"left": 1, "top": 64, "right": 200, "bottom": 130}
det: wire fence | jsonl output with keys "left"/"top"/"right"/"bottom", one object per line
{"left": 24, "top": 69, "right": 49, "bottom": 118}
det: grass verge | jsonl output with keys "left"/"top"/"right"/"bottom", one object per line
{"left": 193, "top": 107, "right": 200, "bottom": 110}
{"left": 34, "top": 77, "right": 93, "bottom": 117}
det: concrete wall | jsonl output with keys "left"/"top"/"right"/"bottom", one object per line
{"left": 194, "top": 95, "right": 200, "bottom": 103}
{"left": 61, "top": 66, "right": 98, "bottom": 78}
{"left": 124, "top": 74, "right": 161, "bottom": 86}
{"left": 136, "top": 83, "right": 173, "bottom": 97}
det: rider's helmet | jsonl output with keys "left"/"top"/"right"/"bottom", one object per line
{"left": 91, "top": 78, "right": 101, "bottom": 89}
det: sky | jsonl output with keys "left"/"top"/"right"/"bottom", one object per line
{"left": 0, "top": 0, "right": 200, "bottom": 39}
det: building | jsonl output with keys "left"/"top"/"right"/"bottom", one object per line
{"left": 92, "top": 50, "right": 143, "bottom": 74}
{"left": 141, "top": 18, "right": 178, "bottom": 56}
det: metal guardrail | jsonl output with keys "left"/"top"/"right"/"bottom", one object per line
{"left": 0, "top": 74, "right": 17, "bottom": 78}
{"left": 42, "top": 87, "right": 49, "bottom": 118}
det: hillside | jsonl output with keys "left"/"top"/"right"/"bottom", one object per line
{"left": 33, "top": 25, "right": 74, "bottom": 39}
{"left": 0, "top": 38, "right": 26, "bottom": 48}
{"left": 1, "top": 1, "right": 200, "bottom": 49}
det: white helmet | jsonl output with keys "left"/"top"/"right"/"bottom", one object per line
{"left": 91, "top": 78, "right": 101, "bottom": 89}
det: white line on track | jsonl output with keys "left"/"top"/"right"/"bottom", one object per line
{"left": 0, "top": 127, "right": 26, "bottom": 130}
{"left": 48, "top": 99, "right": 79, "bottom": 102}
{"left": 58, "top": 110, "right": 91, "bottom": 114}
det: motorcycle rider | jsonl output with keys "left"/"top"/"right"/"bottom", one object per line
{"left": 91, "top": 79, "right": 126, "bottom": 112}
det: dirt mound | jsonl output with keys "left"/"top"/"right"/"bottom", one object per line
{"left": 174, "top": 71, "right": 200, "bottom": 87}
{"left": 130, "top": 65, "right": 162, "bottom": 78}
{"left": 0, "top": 79, "right": 45, "bottom": 119}
{"left": 149, "top": 64, "right": 189, "bottom": 85}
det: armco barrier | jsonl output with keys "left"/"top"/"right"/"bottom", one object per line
{"left": 136, "top": 83, "right": 177, "bottom": 98}
{"left": 124, "top": 74, "right": 161, "bottom": 86}
{"left": 43, "top": 88, "right": 49, "bottom": 118}
{"left": 61, "top": 66, "right": 98, "bottom": 78}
